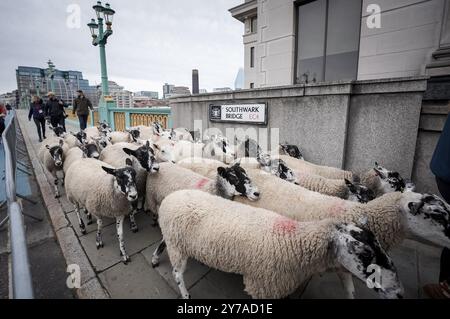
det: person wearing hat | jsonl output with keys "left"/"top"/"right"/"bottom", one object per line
{"left": 44, "top": 91, "right": 68, "bottom": 131}
{"left": 73, "top": 90, "right": 93, "bottom": 130}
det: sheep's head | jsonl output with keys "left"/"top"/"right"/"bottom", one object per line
{"left": 279, "top": 143, "right": 303, "bottom": 160}
{"left": 152, "top": 122, "right": 164, "bottom": 135}
{"left": 46, "top": 139, "right": 64, "bottom": 167}
{"left": 217, "top": 163, "right": 260, "bottom": 201}
{"left": 153, "top": 140, "right": 176, "bottom": 163}
{"left": 97, "top": 121, "right": 112, "bottom": 134}
{"left": 82, "top": 142, "right": 100, "bottom": 159}
{"left": 71, "top": 131, "right": 87, "bottom": 145}
{"left": 123, "top": 141, "right": 160, "bottom": 173}
{"left": 49, "top": 125, "right": 66, "bottom": 138}
{"left": 332, "top": 222, "right": 403, "bottom": 299}
{"left": 160, "top": 128, "right": 176, "bottom": 140}
{"left": 125, "top": 128, "right": 141, "bottom": 142}
{"left": 345, "top": 178, "right": 375, "bottom": 203}
{"left": 373, "top": 162, "right": 406, "bottom": 193}
{"left": 206, "top": 135, "right": 236, "bottom": 164}
{"left": 102, "top": 158, "right": 138, "bottom": 202}
{"left": 257, "top": 153, "right": 296, "bottom": 183}
{"left": 401, "top": 192, "right": 450, "bottom": 248}
{"left": 93, "top": 134, "right": 112, "bottom": 150}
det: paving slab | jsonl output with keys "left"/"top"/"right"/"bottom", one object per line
{"left": 189, "top": 269, "right": 251, "bottom": 299}
{"left": 141, "top": 242, "right": 211, "bottom": 292}
{"left": 79, "top": 212, "right": 162, "bottom": 272}
{"left": 389, "top": 244, "right": 419, "bottom": 298}
{"left": 77, "top": 277, "right": 110, "bottom": 299}
{"left": 66, "top": 211, "right": 114, "bottom": 237}
{"left": 98, "top": 253, "right": 177, "bottom": 299}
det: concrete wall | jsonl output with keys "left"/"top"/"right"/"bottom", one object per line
{"left": 171, "top": 76, "right": 431, "bottom": 186}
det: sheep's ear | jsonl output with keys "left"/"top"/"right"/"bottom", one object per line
{"left": 145, "top": 140, "right": 150, "bottom": 148}
{"left": 59, "top": 139, "right": 64, "bottom": 147}
{"left": 404, "top": 181, "right": 416, "bottom": 192}
{"left": 374, "top": 161, "right": 379, "bottom": 167}
{"left": 102, "top": 166, "right": 116, "bottom": 176}
{"left": 125, "top": 158, "right": 133, "bottom": 167}
{"left": 217, "top": 166, "right": 226, "bottom": 177}
{"left": 344, "top": 178, "right": 352, "bottom": 186}
{"left": 45, "top": 145, "right": 50, "bottom": 149}
{"left": 122, "top": 148, "right": 135, "bottom": 156}
{"left": 153, "top": 143, "right": 160, "bottom": 151}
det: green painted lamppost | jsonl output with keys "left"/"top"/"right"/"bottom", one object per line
{"left": 87, "top": 1, "right": 116, "bottom": 123}
{"left": 46, "top": 60, "right": 56, "bottom": 92}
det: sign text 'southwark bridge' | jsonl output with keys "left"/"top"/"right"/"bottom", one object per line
{"left": 209, "top": 103, "right": 268, "bottom": 125}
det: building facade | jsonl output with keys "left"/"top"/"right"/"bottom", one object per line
{"left": 16, "top": 66, "right": 98, "bottom": 108}
{"left": 103, "top": 81, "right": 133, "bottom": 108}
{"left": 164, "top": 85, "right": 191, "bottom": 98}
{"left": 0, "top": 91, "right": 18, "bottom": 108}
{"left": 230, "top": 0, "right": 450, "bottom": 88}
{"left": 134, "top": 91, "right": 159, "bottom": 99}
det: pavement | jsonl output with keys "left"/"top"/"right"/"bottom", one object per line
{"left": 0, "top": 114, "right": 74, "bottom": 299}
{"left": 12, "top": 109, "right": 443, "bottom": 299}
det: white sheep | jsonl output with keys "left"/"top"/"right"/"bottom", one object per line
{"left": 177, "top": 160, "right": 450, "bottom": 252}
{"left": 156, "top": 189, "right": 404, "bottom": 299}
{"left": 109, "top": 128, "right": 141, "bottom": 144}
{"left": 145, "top": 162, "right": 259, "bottom": 222}
{"left": 65, "top": 158, "right": 138, "bottom": 262}
{"left": 235, "top": 156, "right": 375, "bottom": 203}
{"left": 152, "top": 139, "right": 204, "bottom": 163}
{"left": 202, "top": 135, "right": 236, "bottom": 164}
{"left": 100, "top": 141, "right": 159, "bottom": 232}
{"left": 38, "top": 138, "right": 69, "bottom": 198}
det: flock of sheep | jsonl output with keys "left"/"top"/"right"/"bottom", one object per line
{"left": 37, "top": 121, "right": 450, "bottom": 299}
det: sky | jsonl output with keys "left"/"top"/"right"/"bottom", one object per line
{"left": 0, "top": 0, "right": 244, "bottom": 96}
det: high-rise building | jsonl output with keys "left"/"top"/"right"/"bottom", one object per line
{"left": 192, "top": 69, "right": 199, "bottom": 94}
{"left": 162, "top": 83, "right": 175, "bottom": 99}
{"left": 234, "top": 68, "right": 244, "bottom": 90}
{"left": 16, "top": 66, "right": 98, "bottom": 109}
{"left": 103, "top": 81, "right": 133, "bottom": 108}
{"left": 163, "top": 84, "right": 191, "bottom": 98}
{"left": 134, "top": 91, "right": 159, "bottom": 99}
{"left": 0, "top": 91, "right": 18, "bottom": 108}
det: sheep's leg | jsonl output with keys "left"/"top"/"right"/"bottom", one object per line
{"left": 129, "top": 201, "right": 139, "bottom": 233}
{"left": 84, "top": 209, "right": 93, "bottom": 225}
{"left": 172, "top": 257, "right": 190, "bottom": 299}
{"left": 151, "top": 239, "right": 166, "bottom": 268}
{"left": 74, "top": 204, "right": 86, "bottom": 235}
{"left": 116, "top": 216, "right": 130, "bottom": 264}
{"left": 53, "top": 171, "right": 60, "bottom": 198}
{"left": 96, "top": 217, "right": 104, "bottom": 249}
{"left": 61, "top": 171, "right": 65, "bottom": 187}
{"left": 337, "top": 271, "right": 356, "bottom": 299}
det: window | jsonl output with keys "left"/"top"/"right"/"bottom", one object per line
{"left": 295, "top": 0, "right": 362, "bottom": 83}
{"left": 250, "top": 16, "right": 257, "bottom": 33}
{"left": 250, "top": 83, "right": 254, "bottom": 88}
{"left": 250, "top": 47, "right": 255, "bottom": 68}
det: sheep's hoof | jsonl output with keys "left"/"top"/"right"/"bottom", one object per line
{"left": 131, "top": 225, "right": 139, "bottom": 233}
{"left": 122, "top": 255, "right": 131, "bottom": 264}
{"left": 55, "top": 194, "right": 60, "bottom": 199}
{"left": 80, "top": 228, "right": 87, "bottom": 235}
{"left": 182, "top": 294, "right": 191, "bottom": 299}
{"left": 87, "top": 220, "right": 93, "bottom": 225}
{"left": 96, "top": 242, "right": 104, "bottom": 249}
{"left": 151, "top": 259, "right": 159, "bottom": 268}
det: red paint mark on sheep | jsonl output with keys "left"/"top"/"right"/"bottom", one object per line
{"left": 329, "top": 200, "right": 346, "bottom": 216}
{"left": 272, "top": 217, "right": 298, "bottom": 235}
{"left": 195, "top": 178, "right": 209, "bottom": 189}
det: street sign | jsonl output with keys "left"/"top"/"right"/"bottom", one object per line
{"left": 209, "top": 103, "right": 267, "bottom": 125}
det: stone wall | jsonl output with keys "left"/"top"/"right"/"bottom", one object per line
{"left": 169, "top": 76, "right": 443, "bottom": 191}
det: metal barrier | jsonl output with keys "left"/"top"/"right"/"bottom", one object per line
{"left": 1, "top": 109, "right": 34, "bottom": 299}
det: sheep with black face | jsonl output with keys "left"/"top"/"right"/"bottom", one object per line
{"left": 38, "top": 138, "right": 69, "bottom": 198}
{"left": 65, "top": 158, "right": 138, "bottom": 263}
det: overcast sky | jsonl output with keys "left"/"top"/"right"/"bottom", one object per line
{"left": 0, "top": 0, "right": 244, "bottom": 96}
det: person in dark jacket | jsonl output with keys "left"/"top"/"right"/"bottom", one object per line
{"left": 45, "top": 91, "right": 68, "bottom": 132}
{"left": 425, "top": 103, "right": 450, "bottom": 299}
{"left": 28, "top": 95, "right": 47, "bottom": 142}
{"left": 73, "top": 90, "right": 93, "bottom": 130}
{"left": 0, "top": 103, "right": 7, "bottom": 141}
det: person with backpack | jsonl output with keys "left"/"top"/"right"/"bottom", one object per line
{"left": 44, "top": 91, "right": 68, "bottom": 132}
{"left": 73, "top": 90, "right": 93, "bottom": 130}
{"left": 28, "top": 95, "right": 47, "bottom": 142}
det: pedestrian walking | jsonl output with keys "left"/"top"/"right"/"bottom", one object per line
{"left": 45, "top": 92, "right": 68, "bottom": 132}
{"left": 73, "top": 90, "right": 93, "bottom": 130}
{"left": 424, "top": 102, "right": 450, "bottom": 299}
{"left": 0, "top": 103, "right": 7, "bottom": 141}
{"left": 28, "top": 95, "right": 47, "bottom": 142}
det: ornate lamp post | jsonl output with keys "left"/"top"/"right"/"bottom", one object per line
{"left": 87, "top": 1, "right": 116, "bottom": 122}
{"left": 46, "top": 60, "right": 56, "bottom": 93}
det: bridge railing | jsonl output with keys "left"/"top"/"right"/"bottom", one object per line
{"left": 66, "top": 106, "right": 172, "bottom": 131}
{"left": 1, "top": 109, "right": 34, "bottom": 299}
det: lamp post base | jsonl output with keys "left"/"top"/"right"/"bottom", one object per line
{"left": 98, "top": 98, "right": 116, "bottom": 125}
